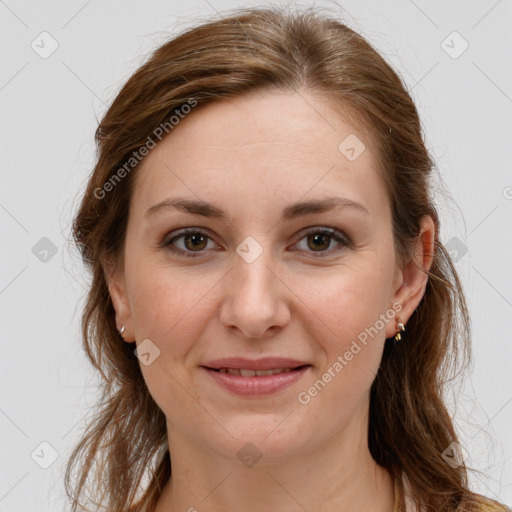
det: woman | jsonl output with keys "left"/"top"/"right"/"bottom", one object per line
{"left": 65, "top": 6, "right": 510, "bottom": 512}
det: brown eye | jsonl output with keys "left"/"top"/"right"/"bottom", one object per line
{"left": 306, "top": 233, "right": 331, "bottom": 251}
{"left": 293, "top": 227, "right": 350, "bottom": 257}
{"left": 183, "top": 232, "right": 208, "bottom": 251}
{"left": 164, "top": 229, "right": 216, "bottom": 257}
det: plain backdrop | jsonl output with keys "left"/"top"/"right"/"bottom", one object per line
{"left": 1, "top": 0, "right": 511, "bottom": 510}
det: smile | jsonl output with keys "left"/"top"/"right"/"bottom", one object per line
{"left": 202, "top": 365, "right": 312, "bottom": 396}
{"left": 216, "top": 367, "right": 300, "bottom": 376}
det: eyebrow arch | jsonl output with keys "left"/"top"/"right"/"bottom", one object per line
{"left": 144, "top": 196, "right": 369, "bottom": 221}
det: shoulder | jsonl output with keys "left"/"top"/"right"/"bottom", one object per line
{"left": 401, "top": 472, "right": 511, "bottom": 512}
{"left": 473, "top": 498, "right": 511, "bottom": 512}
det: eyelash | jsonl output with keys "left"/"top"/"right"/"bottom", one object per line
{"left": 162, "top": 227, "right": 351, "bottom": 259}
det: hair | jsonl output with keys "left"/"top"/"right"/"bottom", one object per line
{"left": 66, "top": 6, "right": 509, "bottom": 512}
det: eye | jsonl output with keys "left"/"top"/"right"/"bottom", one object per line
{"left": 162, "top": 226, "right": 350, "bottom": 259}
{"left": 164, "top": 228, "right": 218, "bottom": 258}
{"left": 292, "top": 227, "right": 350, "bottom": 257}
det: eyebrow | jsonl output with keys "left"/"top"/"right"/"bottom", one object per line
{"left": 145, "top": 196, "right": 369, "bottom": 222}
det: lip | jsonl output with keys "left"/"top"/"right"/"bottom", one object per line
{"left": 200, "top": 363, "right": 312, "bottom": 397}
{"left": 201, "top": 357, "right": 310, "bottom": 371}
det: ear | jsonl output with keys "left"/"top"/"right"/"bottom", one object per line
{"left": 386, "top": 214, "right": 436, "bottom": 338}
{"left": 104, "top": 257, "right": 134, "bottom": 343}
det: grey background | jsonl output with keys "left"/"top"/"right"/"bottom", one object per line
{"left": 1, "top": 0, "right": 511, "bottom": 510}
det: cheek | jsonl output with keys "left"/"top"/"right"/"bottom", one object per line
{"left": 126, "top": 265, "right": 216, "bottom": 417}
{"left": 291, "top": 272, "right": 390, "bottom": 429}
{"left": 126, "top": 262, "right": 214, "bottom": 355}
{"left": 289, "top": 258, "right": 394, "bottom": 387}
{"left": 291, "top": 257, "right": 393, "bottom": 337}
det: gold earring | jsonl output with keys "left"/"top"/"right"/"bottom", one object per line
{"left": 394, "top": 319, "right": 405, "bottom": 342}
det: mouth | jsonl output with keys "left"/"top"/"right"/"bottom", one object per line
{"left": 206, "top": 365, "right": 310, "bottom": 377}
{"left": 200, "top": 362, "right": 312, "bottom": 396}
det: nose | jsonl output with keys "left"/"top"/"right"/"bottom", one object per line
{"left": 219, "top": 250, "right": 291, "bottom": 339}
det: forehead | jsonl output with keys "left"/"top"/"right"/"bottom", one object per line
{"left": 130, "top": 89, "right": 388, "bottom": 219}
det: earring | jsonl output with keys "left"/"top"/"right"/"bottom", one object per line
{"left": 118, "top": 325, "right": 125, "bottom": 336}
{"left": 394, "top": 319, "right": 405, "bottom": 343}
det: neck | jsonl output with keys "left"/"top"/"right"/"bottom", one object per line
{"left": 154, "top": 403, "right": 395, "bottom": 512}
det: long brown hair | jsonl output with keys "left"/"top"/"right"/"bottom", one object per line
{"left": 66, "top": 6, "right": 509, "bottom": 511}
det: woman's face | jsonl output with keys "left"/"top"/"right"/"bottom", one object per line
{"left": 108, "top": 89, "right": 416, "bottom": 463}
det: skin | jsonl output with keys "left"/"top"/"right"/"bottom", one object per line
{"left": 106, "top": 89, "right": 435, "bottom": 511}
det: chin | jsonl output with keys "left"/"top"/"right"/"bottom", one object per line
{"left": 204, "top": 415, "right": 312, "bottom": 465}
